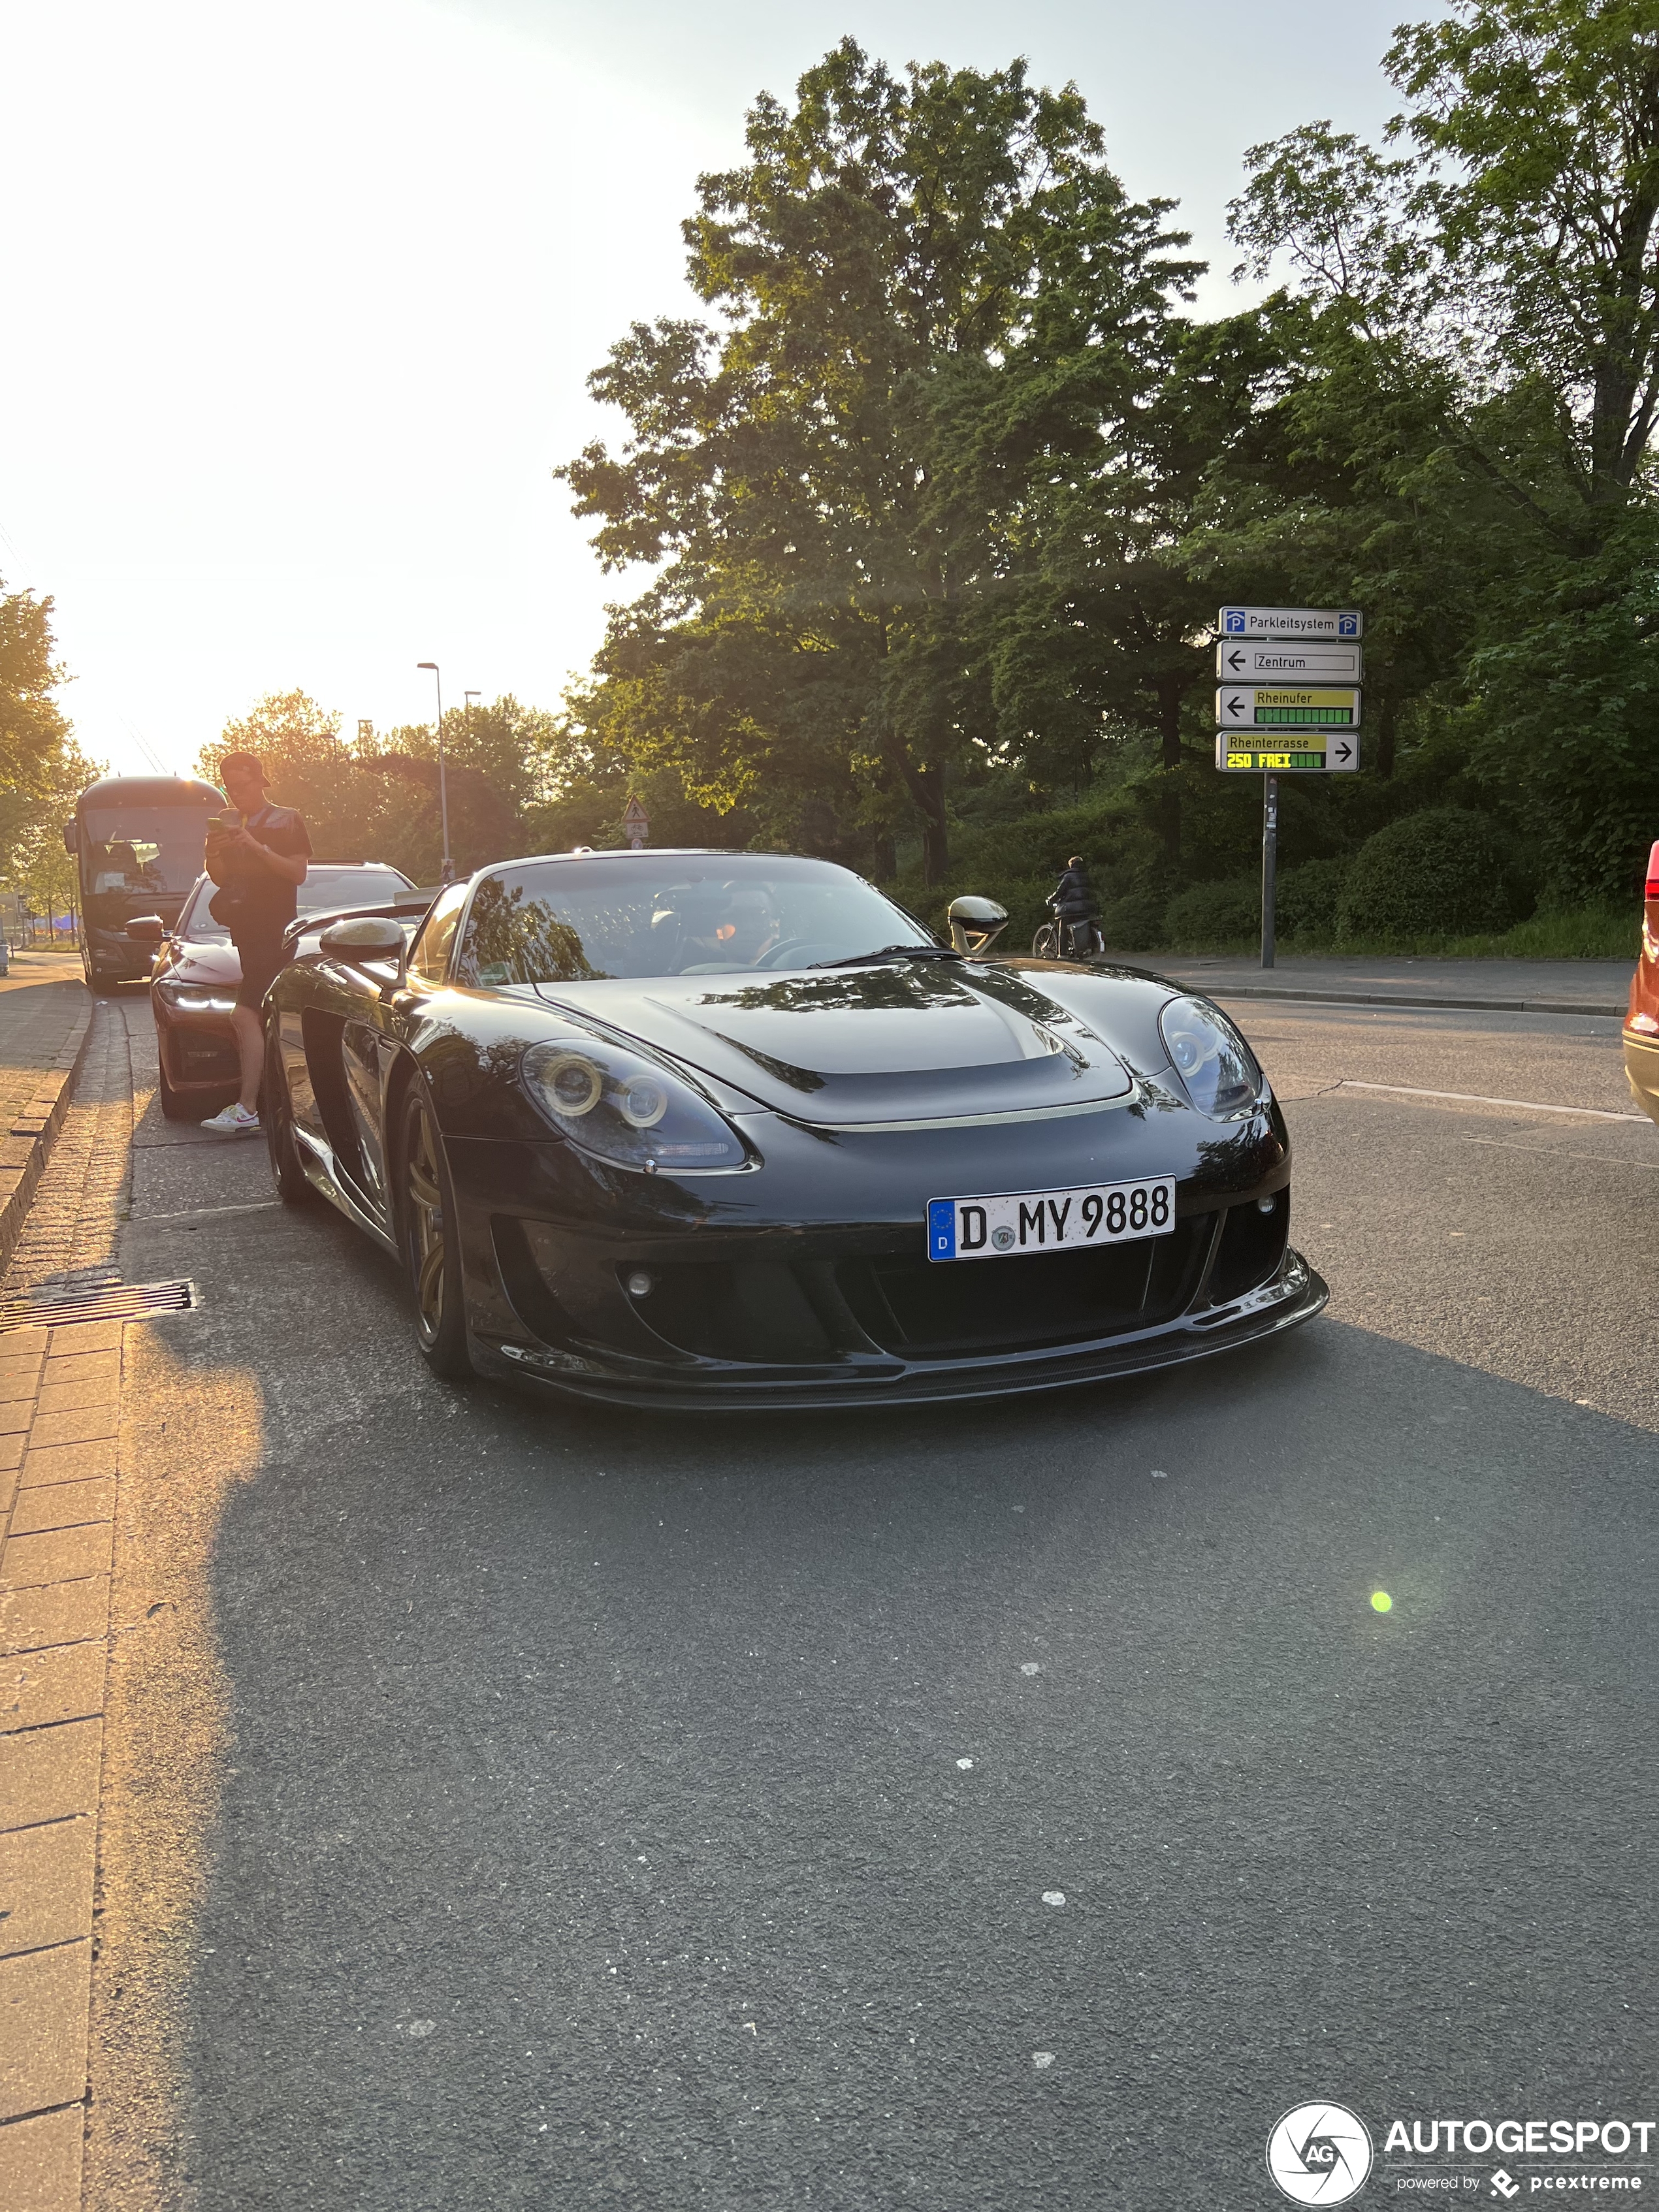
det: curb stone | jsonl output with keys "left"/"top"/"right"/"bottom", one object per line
{"left": 0, "top": 1007, "right": 95, "bottom": 1286}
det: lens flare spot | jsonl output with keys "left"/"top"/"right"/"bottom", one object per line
{"left": 1371, "top": 1590, "right": 1393, "bottom": 1614}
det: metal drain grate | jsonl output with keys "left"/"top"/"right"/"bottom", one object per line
{"left": 0, "top": 1279, "right": 197, "bottom": 1332}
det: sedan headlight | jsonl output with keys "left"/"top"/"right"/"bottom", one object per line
{"left": 521, "top": 1034, "right": 749, "bottom": 1172}
{"left": 1158, "top": 996, "right": 1262, "bottom": 1117}
{"left": 152, "top": 976, "right": 238, "bottom": 1013}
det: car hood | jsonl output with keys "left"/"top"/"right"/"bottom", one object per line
{"left": 536, "top": 962, "right": 1136, "bottom": 1126}
{"left": 165, "top": 937, "right": 241, "bottom": 986}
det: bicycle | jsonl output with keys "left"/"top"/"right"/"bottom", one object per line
{"left": 1031, "top": 915, "right": 1103, "bottom": 960}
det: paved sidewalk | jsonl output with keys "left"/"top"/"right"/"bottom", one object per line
{"left": 1118, "top": 953, "right": 1634, "bottom": 1017}
{"left": 0, "top": 998, "right": 138, "bottom": 2211}
{"left": 0, "top": 959, "right": 97, "bottom": 1281}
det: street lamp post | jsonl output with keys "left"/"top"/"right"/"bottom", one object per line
{"left": 415, "top": 662, "right": 453, "bottom": 884}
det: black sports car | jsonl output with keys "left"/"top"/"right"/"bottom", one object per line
{"left": 263, "top": 850, "right": 1326, "bottom": 1409}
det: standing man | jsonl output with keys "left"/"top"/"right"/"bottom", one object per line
{"left": 200, "top": 752, "right": 310, "bottom": 1135}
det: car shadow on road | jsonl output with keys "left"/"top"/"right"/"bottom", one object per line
{"left": 87, "top": 1159, "right": 1659, "bottom": 2212}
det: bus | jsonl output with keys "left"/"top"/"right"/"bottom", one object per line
{"left": 64, "top": 775, "right": 225, "bottom": 992}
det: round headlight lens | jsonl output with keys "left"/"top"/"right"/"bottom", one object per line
{"left": 1157, "top": 997, "right": 1261, "bottom": 1117}
{"left": 544, "top": 1053, "right": 603, "bottom": 1116}
{"left": 617, "top": 1075, "right": 668, "bottom": 1129}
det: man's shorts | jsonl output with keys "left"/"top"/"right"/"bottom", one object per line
{"left": 233, "top": 929, "right": 287, "bottom": 1010}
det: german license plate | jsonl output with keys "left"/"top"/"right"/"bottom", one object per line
{"left": 926, "top": 1176, "right": 1175, "bottom": 1262}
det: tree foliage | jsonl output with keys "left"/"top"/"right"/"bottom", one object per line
{"left": 550, "top": 8, "right": 1659, "bottom": 919}
{"left": 560, "top": 40, "right": 1204, "bottom": 882}
{"left": 195, "top": 692, "right": 571, "bottom": 882}
{"left": 0, "top": 582, "right": 74, "bottom": 799}
{"left": 0, "top": 581, "right": 101, "bottom": 927}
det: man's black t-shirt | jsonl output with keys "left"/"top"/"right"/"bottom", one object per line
{"left": 217, "top": 805, "right": 312, "bottom": 937}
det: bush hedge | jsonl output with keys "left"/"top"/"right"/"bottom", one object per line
{"left": 1162, "top": 877, "right": 1258, "bottom": 947}
{"left": 1336, "top": 807, "right": 1524, "bottom": 942}
{"left": 1274, "top": 856, "right": 1351, "bottom": 941}
{"left": 1095, "top": 889, "right": 1168, "bottom": 952}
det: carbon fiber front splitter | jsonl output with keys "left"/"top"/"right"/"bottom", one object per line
{"left": 466, "top": 1254, "right": 1329, "bottom": 1415}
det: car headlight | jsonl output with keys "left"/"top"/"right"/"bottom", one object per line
{"left": 521, "top": 1034, "right": 749, "bottom": 1172}
{"left": 1157, "top": 996, "right": 1263, "bottom": 1117}
{"left": 152, "top": 976, "right": 238, "bottom": 1013}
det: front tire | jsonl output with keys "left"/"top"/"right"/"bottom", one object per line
{"left": 1031, "top": 922, "right": 1061, "bottom": 959}
{"left": 399, "top": 1083, "right": 472, "bottom": 1378}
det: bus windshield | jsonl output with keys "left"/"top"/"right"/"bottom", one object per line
{"left": 82, "top": 807, "right": 214, "bottom": 901}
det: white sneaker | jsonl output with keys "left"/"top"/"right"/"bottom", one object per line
{"left": 201, "top": 1104, "right": 261, "bottom": 1135}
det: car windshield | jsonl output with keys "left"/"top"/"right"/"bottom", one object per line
{"left": 452, "top": 856, "right": 937, "bottom": 984}
{"left": 176, "top": 866, "right": 415, "bottom": 944}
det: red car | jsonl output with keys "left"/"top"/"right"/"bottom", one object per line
{"left": 144, "top": 861, "right": 416, "bottom": 1120}
{"left": 1626, "top": 838, "right": 1659, "bottom": 1127}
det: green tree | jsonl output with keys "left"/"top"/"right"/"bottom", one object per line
{"left": 0, "top": 734, "right": 105, "bottom": 937}
{"left": 200, "top": 692, "right": 570, "bottom": 881}
{"left": 560, "top": 41, "right": 1200, "bottom": 882}
{"left": 1214, "top": 1, "right": 1659, "bottom": 899}
{"left": 0, "top": 581, "right": 74, "bottom": 797}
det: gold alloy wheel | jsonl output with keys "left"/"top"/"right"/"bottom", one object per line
{"left": 406, "top": 1100, "right": 447, "bottom": 1344}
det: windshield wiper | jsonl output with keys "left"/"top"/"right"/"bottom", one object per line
{"left": 811, "top": 944, "right": 964, "bottom": 968}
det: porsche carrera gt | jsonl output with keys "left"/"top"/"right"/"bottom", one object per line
{"left": 262, "top": 850, "right": 1326, "bottom": 1408}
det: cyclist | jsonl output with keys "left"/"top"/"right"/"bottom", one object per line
{"left": 1048, "top": 856, "right": 1101, "bottom": 958}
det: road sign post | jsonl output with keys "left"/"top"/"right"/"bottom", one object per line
{"left": 622, "top": 795, "right": 650, "bottom": 850}
{"left": 1215, "top": 607, "right": 1364, "bottom": 967}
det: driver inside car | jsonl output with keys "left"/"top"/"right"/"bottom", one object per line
{"left": 654, "top": 884, "right": 783, "bottom": 972}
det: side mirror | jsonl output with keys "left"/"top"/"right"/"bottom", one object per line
{"left": 947, "top": 895, "right": 1009, "bottom": 957}
{"left": 319, "top": 916, "right": 407, "bottom": 970}
{"left": 123, "top": 916, "right": 166, "bottom": 945}
{"left": 63, "top": 820, "right": 78, "bottom": 854}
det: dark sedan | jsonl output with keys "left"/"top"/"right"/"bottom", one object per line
{"left": 144, "top": 862, "right": 415, "bottom": 1119}
{"left": 262, "top": 850, "right": 1325, "bottom": 1409}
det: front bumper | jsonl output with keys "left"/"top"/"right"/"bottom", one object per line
{"left": 152, "top": 990, "right": 241, "bottom": 1096}
{"left": 1624, "top": 1027, "right": 1659, "bottom": 1128}
{"left": 472, "top": 1249, "right": 1328, "bottom": 1411}
{"left": 439, "top": 1098, "right": 1325, "bottom": 1411}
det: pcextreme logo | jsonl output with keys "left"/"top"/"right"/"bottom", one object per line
{"left": 1266, "top": 2103, "right": 1375, "bottom": 2204}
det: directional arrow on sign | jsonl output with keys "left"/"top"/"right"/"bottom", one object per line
{"left": 1331, "top": 739, "right": 1354, "bottom": 764}
{"left": 1216, "top": 641, "right": 1363, "bottom": 682}
{"left": 1215, "top": 685, "right": 1362, "bottom": 729}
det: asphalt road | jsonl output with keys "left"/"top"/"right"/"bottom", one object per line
{"left": 86, "top": 993, "right": 1656, "bottom": 2211}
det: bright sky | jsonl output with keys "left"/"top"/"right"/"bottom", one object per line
{"left": 1, "top": 0, "right": 1428, "bottom": 780}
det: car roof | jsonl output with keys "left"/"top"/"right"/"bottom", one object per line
{"left": 496, "top": 848, "right": 818, "bottom": 866}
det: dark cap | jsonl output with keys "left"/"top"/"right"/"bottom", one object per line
{"left": 218, "top": 752, "right": 268, "bottom": 783}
